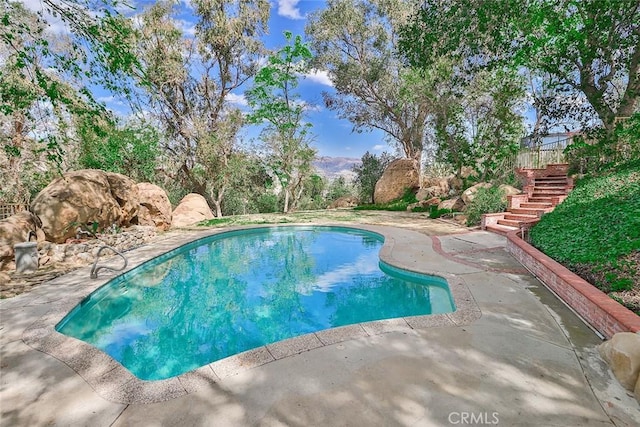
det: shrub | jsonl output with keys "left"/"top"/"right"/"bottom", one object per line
{"left": 429, "top": 206, "right": 453, "bottom": 218}
{"left": 465, "top": 186, "right": 506, "bottom": 226}
{"left": 354, "top": 187, "right": 417, "bottom": 211}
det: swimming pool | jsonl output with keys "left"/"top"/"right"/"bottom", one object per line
{"left": 56, "top": 226, "right": 455, "bottom": 380}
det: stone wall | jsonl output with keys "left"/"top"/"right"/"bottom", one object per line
{"left": 37, "top": 226, "right": 157, "bottom": 267}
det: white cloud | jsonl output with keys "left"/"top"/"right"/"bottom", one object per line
{"left": 303, "top": 69, "right": 333, "bottom": 87}
{"left": 226, "top": 93, "right": 248, "bottom": 107}
{"left": 176, "top": 19, "right": 196, "bottom": 37}
{"left": 294, "top": 100, "right": 322, "bottom": 113}
{"left": 309, "top": 253, "right": 379, "bottom": 293}
{"left": 277, "top": 0, "right": 304, "bottom": 20}
{"left": 372, "top": 144, "right": 385, "bottom": 151}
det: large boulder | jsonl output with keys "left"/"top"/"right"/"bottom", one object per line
{"left": 438, "top": 197, "right": 465, "bottom": 212}
{"left": 105, "top": 172, "right": 139, "bottom": 225}
{"left": 31, "top": 169, "right": 140, "bottom": 243}
{"left": 171, "top": 194, "right": 214, "bottom": 228}
{"left": 461, "top": 182, "right": 492, "bottom": 206}
{"left": 419, "top": 178, "right": 450, "bottom": 198}
{"left": 460, "top": 166, "right": 478, "bottom": 179}
{"left": 327, "top": 196, "right": 359, "bottom": 209}
{"left": 599, "top": 332, "right": 640, "bottom": 391}
{"left": 135, "top": 183, "right": 172, "bottom": 231}
{"left": 498, "top": 184, "right": 521, "bottom": 199}
{"left": 0, "top": 211, "right": 44, "bottom": 270}
{"left": 447, "top": 175, "right": 464, "bottom": 191}
{"left": 373, "top": 158, "right": 419, "bottom": 204}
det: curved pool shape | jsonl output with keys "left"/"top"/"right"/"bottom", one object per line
{"left": 56, "top": 226, "right": 455, "bottom": 380}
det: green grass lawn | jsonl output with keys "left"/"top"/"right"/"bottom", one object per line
{"left": 529, "top": 160, "right": 640, "bottom": 313}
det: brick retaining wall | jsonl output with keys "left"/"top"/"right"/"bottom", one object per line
{"left": 506, "top": 230, "right": 640, "bottom": 339}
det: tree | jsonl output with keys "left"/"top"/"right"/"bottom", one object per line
{"left": 401, "top": 0, "right": 640, "bottom": 134}
{"left": 326, "top": 176, "right": 354, "bottom": 202}
{"left": 245, "top": 31, "right": 317, "bottom": 213}
{"left": 76, "top": 118, "right": 160, "bottom": 183}
{"left": 352, "top": 151, "right": 394, "bottom": 203}
{"left": 306, "top": 0, "right": 429, "bottom": 162}
{"left": 398, "top": 51, "right": 526, "bottom": 180}
{"left": 134, "top": 0, "right": 269, "bottom": 217}
{"left": 463, "top": 68, "right": 526, "bottom": 180}
{"left": 0, "top": 1, "right": 130, "bottom": 203}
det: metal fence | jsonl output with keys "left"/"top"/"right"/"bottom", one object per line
{"left": 0, "top": 204, "right": 27, "bottom": 220}
{"left": 515, "top": 136, "right": 573, "bottom": 169}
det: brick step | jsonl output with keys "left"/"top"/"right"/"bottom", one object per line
{"left": 527, "top": 197, "right": 554, "bottom": 204}
{"left": 535, "top": 175, "right": 568, "bottom": 180}
{"left": 504, "top": 213, "right": 538, "bottom": 221}
{"left": 532, "top": 185, "right": 567, "bottom": 191}
{"left": 534, "top": 180, "right": 568, "bottom": 186}
{"left": 498, "top": 219, "right": 528, "bottom": 227}
{"left": 532, "top": 187, "right": 568, "bottom": 193}
{"left": 520, "top": 202, "right": 553, "bottom": 209}
{"left": 532, "top": 191, "right": 569, "bottom": 197}
{"left": 509, "top": 207, "right": 550, "bottom": 215}
{"left": 485, "top": 223, "right": 518, "bottom": 236}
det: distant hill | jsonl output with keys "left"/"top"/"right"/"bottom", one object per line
{"left": 313, "top": 156, "right": 360, "bottom": 182}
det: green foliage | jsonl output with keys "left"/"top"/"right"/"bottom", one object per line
{"left": 400, "top": 56, "right": 525, "bottom": 181}
{"left": 465, "top": 186, "right": 507, "bottom": 226}
{"left": 354, "top": 187, "right": 417, "bottom": 211}
{"left": 326, "top": 176, "right": 355, "bottom": 202}
{"left": 198, "top": 217, "right": 234, "bottom": 227}
{"left": 135, "top": 0, "right": 270, "bottom": 217}
{"left": 400, "top": 0, "right": 640, "bottom": 132}
{"left": 77, "top": 119, "right": 160, "bottom": 182}
{"left": 429, "top": 207, "right": 454, "bottom": 219}
{"left": 1, "top": 1, "right": 139, "bottom": 158}
{"left": 352, "top": 151, "right": 394, "bottom": 204}
{"left": 218, "top": 156, "right": 279, "bottom": 216}
{"left": 529, "top": 162, "right": 640, "bottom": 296}
{"left": 565, "top": 113, "right": 640, "bottom": 175}
{"left": 306, "top": 0, "right": 428, "bottom": 160}
{"left": 245, "top": 31, "right": 317, "bottom": 213}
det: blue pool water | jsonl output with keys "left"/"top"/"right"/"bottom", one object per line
{"left": 56, "top": 226, "right": 454, "bottom": 380}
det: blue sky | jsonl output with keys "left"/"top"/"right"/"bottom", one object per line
{"left": 131, "top": 0, "right": 390, "bottom": 159}
{"left": 21, "top": 0, "right": 545, "bottom": 161}
{"left": 19, "top": 0, "right": 390, "bottom": 159}
{"left": 227, "top": 0, "right": 392, "bottom": 159}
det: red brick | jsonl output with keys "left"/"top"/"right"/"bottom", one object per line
{"left": 507, "top": 230, "right": 640, "bottom": 338}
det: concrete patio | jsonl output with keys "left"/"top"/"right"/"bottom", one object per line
{"left": 1, "top": 217, "right": 639, "bottom": 426}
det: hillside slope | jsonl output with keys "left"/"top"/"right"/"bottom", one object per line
{"left": 529, "top": 161, "right": 640, "bottom": 314}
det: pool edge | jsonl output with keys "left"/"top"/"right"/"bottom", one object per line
{"left": 21, "top": 223, "right": 481, "bottom": 404}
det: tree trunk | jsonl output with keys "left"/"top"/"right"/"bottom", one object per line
{"left": 283, "top": 189, "right": 290, "bottom": 213}
{"left": 213, "top": 200, "right": 222, "bottom": 218}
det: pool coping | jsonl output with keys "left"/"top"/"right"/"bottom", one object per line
{"left": 21, "top": 223, "right": 481, "bottom": 404}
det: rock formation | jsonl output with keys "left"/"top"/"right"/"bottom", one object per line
{"left": 327, "top": 196, "right": 359, "bottom": 209}
{"left": 135, "top": 183, "right": 172, "bottom": 231}
{"left": 461, "top": 182, "right": 493, "bottom": 205}
{"left": 30, "top": 169, "right": 140, "bottom": 243}
{"left": 171, "top": 194, "right": 214, "bottom": 228}
{"left": 0, "top": 211, "right": 44, "bottom": 270}
{"left": 373, "top": 158, "right": 419, "bottom": 204}
{"left": 599, "top": 332, "right": 640, "bottom": 392}
{"left": 437, "top": 197, "right": 465, "bottom": 212}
